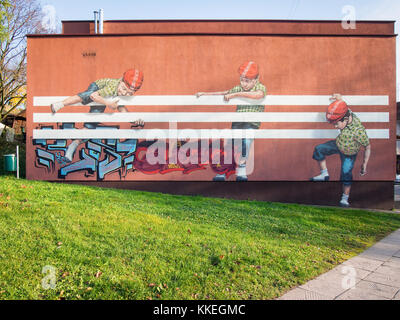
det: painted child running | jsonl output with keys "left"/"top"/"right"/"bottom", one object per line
{"left": 50, "top": 69, "right": 145, "bottom": 162}
{"left": 196, "top": 61, "right": 266, "bottom": 181}
{"left": 311, "top": 94, "right": 371, "bottom": 207}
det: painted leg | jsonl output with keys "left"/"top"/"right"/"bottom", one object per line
{"left": 236, "top": 138, "right": 253, "bottom": 182}
{"left": 339, "top": 154, "right": 356, "bottom": 207}
{"left": 311, "top": 159, "right": 330, "bottom": 181}
{"left": 64, "top": 139, "right": 82, "bottom": 162}
{"left": 340, "top": 185, "right": 351, "bottom": 207}
{"left": 310, "top": 140, "right": 339, "bottom": 181}
{"left": 51, "top": 95, "right": 82, "bottom": 113}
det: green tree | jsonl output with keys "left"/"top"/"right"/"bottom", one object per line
{"left": 0, "top": 1, "right": 10, "bottom": 41}
{"left": 0, "top": 0, "right": 51, "bottom": 124}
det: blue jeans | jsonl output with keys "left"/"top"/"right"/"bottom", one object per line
{"left": 312, "top": 140, "right": 357, "bottom": 186}
{"left": 83, "top": 105, "right": 106, "bottom": 129}
{"left": 232, "top": 121, "right": 257, "bottom": 161}
{"left": 78, "top": 82, "right": 100, "bottom": 105}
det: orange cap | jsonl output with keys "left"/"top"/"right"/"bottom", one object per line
{"left": 238, "top": 61, "right": 259, "bottom": 79}
{"left": 123, "top": 69, "right": 144, "bottom": 90}
{"left": 326, "top": 100, "right": 349, "bottom": 123}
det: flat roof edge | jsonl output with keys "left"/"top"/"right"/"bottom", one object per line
{"left": 27, "top": 33, "right": 398, "bottom": 38}
{"left": 61, "top": 19, "right": 397, "bottom": 23}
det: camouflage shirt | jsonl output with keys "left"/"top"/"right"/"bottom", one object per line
{"left": 94, "top": 78, "right": 122, "bottom": 98}
{"left": 228, "top": 81, "right": 267, "bottom": 128}
{"left": 336, "top": 112, "right": 370, "bottom": 156}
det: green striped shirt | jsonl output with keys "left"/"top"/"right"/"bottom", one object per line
{"left": 228, "top": 81, "right": 267, "bottom": 128}
{"left": 336, "top": 112, "right": 370, "bottom": 155}
{"left": 94, "top": 78, "right": 121, "bottom": 98}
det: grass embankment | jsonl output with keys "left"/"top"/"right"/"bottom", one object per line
{"left": 0, "top": 176, "right": 400, "bottom": 300}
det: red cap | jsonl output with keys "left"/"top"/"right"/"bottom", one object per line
{"left": 238, "top": 61, "right": 259, "bottom": 79}
{"left": 123, "top": 69, "right": 144, "bottom": 90}
{"left": 326, "top": 100, "right": 349, "bottom": 123}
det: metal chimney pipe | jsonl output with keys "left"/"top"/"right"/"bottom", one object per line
{"left": 93, "top": 11, "right": 98, "bottom": 34}
{"left": 99, "top": 8, "right": 104, "bottom": 34}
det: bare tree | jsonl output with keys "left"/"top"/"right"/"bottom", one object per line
{"left": 0, "top": 0, "right": 51, "bottom": 124}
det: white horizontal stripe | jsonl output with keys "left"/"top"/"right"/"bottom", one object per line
{"left": 33, "top": 95, "right": 389, "bottom": 106}
{"left": 32, "top": 129, "right": 389, "bottom": 140}
{"left": 33, "top": 112, "right": 389, "bottom": 123}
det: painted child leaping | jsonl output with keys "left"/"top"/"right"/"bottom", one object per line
{"left": 50, "top": 69, "right": 145, "bottom": 162}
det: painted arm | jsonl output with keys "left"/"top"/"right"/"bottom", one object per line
{"left": 224, "top": 90, "right": 265, "bottom": 101}
{"left": 89, "top": 91, "right": 119, "bottom": 110}
{"left": 360, "top": 144, "right": 371, "bottom": 176}
{"left": 196, "top": 90, "right": 230, "bottom": 97}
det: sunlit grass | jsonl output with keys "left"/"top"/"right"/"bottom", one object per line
{"left": 0, "top": 175, "right": 399, "bottom": 300}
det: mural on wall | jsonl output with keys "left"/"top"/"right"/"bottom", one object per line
{"left": 31, "top": 61, "right": 390, "bottom": 207}
{"left": 195, "top": 61, "right": 266, "bottom": 182}
{"left": 310, "top": 94, "right": 371, "bottom": 207}
{"left": 32, "top": 63, "right": 264, "bottom": 181}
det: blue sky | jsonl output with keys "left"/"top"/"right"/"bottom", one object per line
{"left": 39, "top": 0, "right": 400, "bottom": 99}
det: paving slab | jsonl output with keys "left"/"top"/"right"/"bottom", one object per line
{"left": 381, "top": 231, "right": 400, "bottom": 239}
{"left": 328, "top": 265, "right": 371, "bottom": 280}
{"left": 299, "top": 267, "right": 365, "bottom": 299}
{"left": 374, "top": 265, "right": 400, "bottom": 277}
{"left": 336, "top": 280, "right": 398, "bottom": 299}
{"left": 342, "top": 256, "right": 383, "bottom": 272}
{"left": 358, "top": 242, "right": 400, "bottom": 262}
{"left": 380, "top": 237, "right": 400, "bottom": 245}
{"left": 278, "top": 288, "right": 331, "bottom": 300}
{"left": 364, "top": 272, "right": 400, "bottom": 288}
{"left": 335, "top": 289, "right": 389, "bottom": 300}
{"left": 383, "top": 256, "right": 400, "bottom": 269}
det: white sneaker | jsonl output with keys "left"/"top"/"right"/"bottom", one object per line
{"left": 310, "top": 173, "right": 330, "bottom": 181}
{"left": 51, "top": 101, "right": 64, "bottom": 113}
{"left": 339, "top": 198, "right": 350, "bottom": 207}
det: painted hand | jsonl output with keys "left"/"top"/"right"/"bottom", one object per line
{"left": 131, "top": 119, "right": 145, "bottom": 128}
{"left": 223, "top": 93, "right": 233, "bottom": 102}
{"left": 107, "top": 98, "right": 120, "bottom": 110}
{"left": 360, "top": 163, "right": 367, "bottom": 176}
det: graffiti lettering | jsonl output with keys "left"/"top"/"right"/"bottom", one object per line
{"left": 34, "top": 130, "right": 244, "bottom": 179}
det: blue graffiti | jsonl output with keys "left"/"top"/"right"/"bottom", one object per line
{"left": 59, "top": 147, "right": 97, "bottom": 177}
{"left": 38, "top": 139, "right": 138, "bottom": 179}
{"left": 57, "top": 139, "right": 137, "bottom": 179}
{"left": 34, "top": 122, "right": 138, "bottom": 179}
{"left": 35, "top": 148, "right": 56, "bottom": 171}
{"left": 55, "top": 152, "right": 70, "bottom": 166}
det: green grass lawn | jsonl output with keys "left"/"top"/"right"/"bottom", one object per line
{"left": 0, "top": 175, "right": 400, "bottom": 300}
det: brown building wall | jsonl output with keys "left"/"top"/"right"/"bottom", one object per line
{"left": 61, "top": 20, "right": 395, "bottom": 36}
{"left": 27, "top": 21, "right": 397, "bottom": 209}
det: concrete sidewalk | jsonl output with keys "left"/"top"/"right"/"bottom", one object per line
{"left": 278, "top": 228, "right": 400, "bottom": 300}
